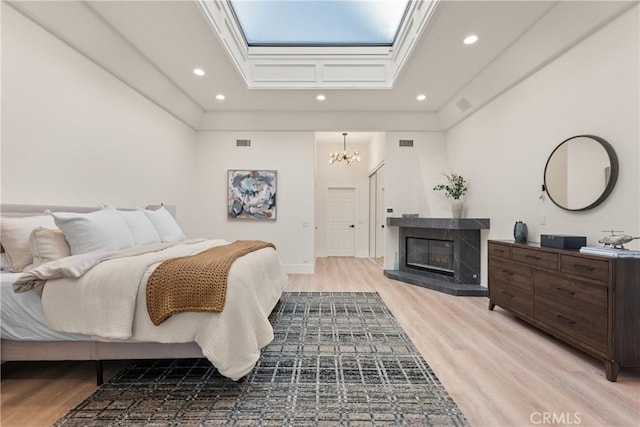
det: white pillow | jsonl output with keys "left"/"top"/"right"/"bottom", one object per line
{"left": 0, "top": 215, "right": 56, "bottom": 271}
{"left": 118, "top": 210, "right": 161, "bottom": 246}
{"left": 49, "top": 207, "right": 135, "bottom": 255}
{"left": 1, "top": 252, "right": 11, "bottom": 271}
{"left": 29, "top": 227, "right": 71, "bottom": 267}
{"left": 139, "top": 207, "right": 185, "bottom": 243}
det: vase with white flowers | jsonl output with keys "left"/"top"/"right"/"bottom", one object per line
{"left": 433, "top": 172, "right": 468, "bottom": 218}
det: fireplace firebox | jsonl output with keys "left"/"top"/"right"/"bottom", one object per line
{"left": 406, "top": 237, "right": 454, "bottom": 276}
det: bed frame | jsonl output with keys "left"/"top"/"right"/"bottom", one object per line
{"left": 0, "top": 204, "right": 202, "bottom": 385}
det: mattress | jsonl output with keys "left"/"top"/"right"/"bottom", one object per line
{"left": 1, "top": 272, "right": 88, "bottom": 341}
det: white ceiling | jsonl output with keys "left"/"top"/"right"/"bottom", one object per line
{"left": 7, "top": 0, "right": 636, "bottom": 129}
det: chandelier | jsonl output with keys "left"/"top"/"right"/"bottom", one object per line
{"left": 329, "top": 133, "right": 361, "bottom": 165}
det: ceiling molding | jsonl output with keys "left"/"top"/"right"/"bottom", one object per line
{"left": 390, "top": 0, "right": 439, "bottom": 82}
{"left": 196, "top": 0, "right": 439, "bottom": 89}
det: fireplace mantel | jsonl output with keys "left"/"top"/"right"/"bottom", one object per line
{"left": 387, "top": 217, "right": 490, "bottom": 230}
{"left": 385, "top": 216, "right": 490, "bottom": 296}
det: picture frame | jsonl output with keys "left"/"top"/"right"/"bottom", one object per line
{"left": 228, "top": 170, "right": 277, "bottom": 220}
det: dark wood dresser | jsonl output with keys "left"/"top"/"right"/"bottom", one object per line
{"left": 488, "top": 240, "right": 640, "bottom": 381}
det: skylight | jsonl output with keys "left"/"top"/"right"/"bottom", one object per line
{"left": 197, "top": 0, "right": 438, "bottom": 88}
{"left": 229, "top": 0, "right": 410, "bottom": 46}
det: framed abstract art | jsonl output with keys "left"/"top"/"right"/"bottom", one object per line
{"left": 228, "top": 170, "right": 277, "bottom": 220}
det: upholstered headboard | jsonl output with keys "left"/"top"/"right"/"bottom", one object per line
{"left": 0, "top": 204, "right": 175, "bottom": 217}
{"left": 0, "top": 204, "right": 100, "bottom": 217}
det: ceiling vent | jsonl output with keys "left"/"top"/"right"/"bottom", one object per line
{"left": 456, "top": 97, "right": 472, "bottom": 112}
{"left": 399, "top": 139, "right": 414, "bottom": 147}
{"left": 236, "top": 139, "right": 251, "bottom": 147}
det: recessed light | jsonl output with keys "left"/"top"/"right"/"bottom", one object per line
{"left": 317, "top": 94, "right": 326, "bottom": 101}
{"left": 416, "top": 94, "right": 427, "bottom": 101}
{"left": 216, "top": 94, "right": 225, "bottom": 101}
{"left": 463, "top": 34, "right": 478, "bottom": 45}
{"left": 193, "top": 68, "right": 205, "bottom": 76}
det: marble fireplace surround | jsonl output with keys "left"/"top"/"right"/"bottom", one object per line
{"left": 385, "top": 217, "right": 490, "bottom": 296}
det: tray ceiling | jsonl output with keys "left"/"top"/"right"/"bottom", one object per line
{"left": 5, "top": 0, "right": 636, "bottom": 130}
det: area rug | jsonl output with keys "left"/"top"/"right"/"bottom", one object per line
{"left": 55, "top": 292, "right": 468, "bottom": 426}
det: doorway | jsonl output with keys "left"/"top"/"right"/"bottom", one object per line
{"left": 326, "top": 187, "right": 356, "bottom": 257}
{"left": 369, "top": 164, "right": 385, "bottom": 266}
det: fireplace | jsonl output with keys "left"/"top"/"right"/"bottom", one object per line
{"left": 384, "top": 217, "right": 490, "bottom": 296}
{"left": 406, "top": 237, "right": 454, "bottom": 276}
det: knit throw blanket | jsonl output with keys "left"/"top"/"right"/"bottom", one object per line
{"left": 146, "top": 240, "right": 276, "bottom": 326}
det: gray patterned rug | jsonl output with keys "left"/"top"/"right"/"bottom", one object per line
{"left": 55, "top": 292, "right": 468, "bottom": 426}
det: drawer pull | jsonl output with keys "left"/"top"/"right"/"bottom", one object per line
{"left": 526, "top": 255, "right": 542, "bottom": 260}
{"left": 574, "top": 264, "right": 595, "bottom": 271}
{"left": 495, "top": 249, "right": 505, "bottom": 253}
{"left": 556, "top": 314, "right": 576, "bottom": 325}
{"left": 500, "top": 290, "right": 514, "bottom": 298}
{"left": 501, "top": 269, "right": 514, "bottom": 276}
{"left": 556, "top": 287, "right": 575, "bottom": 296}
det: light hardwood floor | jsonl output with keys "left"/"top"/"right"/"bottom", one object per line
{"left": 2, "top": 257, "right": 639, "bottom": 426}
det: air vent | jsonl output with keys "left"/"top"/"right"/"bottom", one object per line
{"left": 399, "top": 139, "right": 414, "bottom": 147}
{"left": 236, "top": 139, "right": 251, "bottom": 147}
{"left": 456, "top": 97, "right": 472, "bottom": 112}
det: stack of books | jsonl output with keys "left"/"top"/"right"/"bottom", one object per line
{"left": 579, "top": 246, "right": 640, "bottom": 258}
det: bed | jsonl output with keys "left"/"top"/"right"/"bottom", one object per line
{"left": 0, "top": 204, "right": 289, "bottom": 384}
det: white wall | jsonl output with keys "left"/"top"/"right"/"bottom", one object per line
{"left": 1, "top": 6, "right": 199, "bottom": 235}
{"left": 445, "top": 6, "right": 639, "bottom": 251}
{"left": 367, "top": 132, "right": 386, "bottom": 173}
{"left": 315, "top": 140, "right": 370, "bottom": 258}
{"left": 384, "top": 131, "right": 449, "bottom": 269}
{"left": 193, "top": 132, "right": 315, "bottom": 273}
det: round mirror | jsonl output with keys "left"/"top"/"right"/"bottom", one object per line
{"left": 543, "top": 135, "right": 618, "bottom": 211}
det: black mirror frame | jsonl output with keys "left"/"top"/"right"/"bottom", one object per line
{"left": 543, "top": 134, "right": 619, "bottom": 212}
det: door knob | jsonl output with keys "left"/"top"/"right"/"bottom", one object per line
{"left": 381, "top": 225, "right": 384, "bottom": 228}
{"left": 349, "top": 224, "right": 355, "bottom": 228}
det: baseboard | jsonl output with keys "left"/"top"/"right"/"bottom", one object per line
{"left": 284, "top": 262, "right": 315, "bottom": 274}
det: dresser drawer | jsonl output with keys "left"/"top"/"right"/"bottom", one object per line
{"left": 512, "top": 246, "right": 558, "bottom": 270}
{"left": 534, "top": 294, "right": 607, "bottom": 355}
{"left": 488, "top": 242, "right": 510, "bottom": 259}
{"left": 533, "top": 271, "right": 608, "bottom": 315}
{"left": 490, "top": 278, "right": 532, "bottom": 317}
{"left": 561, "top": 255, "right": 610, "bottom": 284}
{"left": 489, "top": 257, "right": 531, "bottom": 292}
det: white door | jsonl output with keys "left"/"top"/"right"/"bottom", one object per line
{"left": 376, "top": 167, "right": 385, "bottom": 259}
{"left": 369, "top": 175, "right": 377, "bottom": 258}
{"left": 368, "top": 165, "right": 385, "bottom": 266}
{"left": 327, "top": 188, "right": 356, "bottom": 256}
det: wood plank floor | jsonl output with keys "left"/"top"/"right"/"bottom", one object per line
{"left": 2, "top": 257, "right": 639, "bottom": 426}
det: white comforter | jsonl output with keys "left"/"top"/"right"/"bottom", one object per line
{"left": 38, "top": 239, "right": 288, "bottom": 380}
